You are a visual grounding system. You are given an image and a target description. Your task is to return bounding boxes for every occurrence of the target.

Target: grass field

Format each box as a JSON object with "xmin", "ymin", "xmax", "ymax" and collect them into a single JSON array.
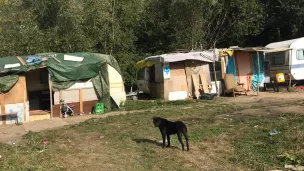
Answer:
[{"xmin": 0, "ymin": 98, "xmax": 304, "ymax": 171}]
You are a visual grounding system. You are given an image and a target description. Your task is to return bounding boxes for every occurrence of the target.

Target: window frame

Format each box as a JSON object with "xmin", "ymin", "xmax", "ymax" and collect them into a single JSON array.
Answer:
[
  {"xmin": 266, "ymin": 51, "xmax": 286, "ymax": 66},
  {"xmin": 296, "ymin": 50, "xmax": 304, "ymax": 60}
]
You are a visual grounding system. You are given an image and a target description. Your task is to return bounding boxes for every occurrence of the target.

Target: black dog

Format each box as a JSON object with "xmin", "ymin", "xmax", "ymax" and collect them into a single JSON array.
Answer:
[{"xmin": 152, "ymin": 117, "xmax": 189, "ymax": 151}]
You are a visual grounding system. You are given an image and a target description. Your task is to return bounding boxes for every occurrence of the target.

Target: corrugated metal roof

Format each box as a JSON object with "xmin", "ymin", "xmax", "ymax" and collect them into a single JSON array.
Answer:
[{"xmin": 144, "ymin": 50, "xmax": 218, "ymax": 63}]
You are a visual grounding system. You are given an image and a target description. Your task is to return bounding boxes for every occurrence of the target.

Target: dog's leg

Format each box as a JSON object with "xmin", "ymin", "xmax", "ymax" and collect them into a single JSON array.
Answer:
[
  {"xmin": 177, "ymin": 132, "xmax": 185, "ymax": 151},
  {"xmin": 167, "ymin": 135, "xmax": 170, "ymax": 147},
  {"xmin": 183, "ymin": 131, "xmax": 190, "ymax": 151},
  {"xmin": 161, "ymin": 133, "xmax": 166, "ymax": 148}
]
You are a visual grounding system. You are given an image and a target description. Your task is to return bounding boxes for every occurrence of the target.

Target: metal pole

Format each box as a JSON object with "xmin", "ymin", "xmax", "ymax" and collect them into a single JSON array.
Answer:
[
  {"xmin": 213, "ymin": 42, "xmax": 219, "ymax": 96},
  {"xmin": 257, "ymin": 52, "xmax": 260, "ymax": 96}
]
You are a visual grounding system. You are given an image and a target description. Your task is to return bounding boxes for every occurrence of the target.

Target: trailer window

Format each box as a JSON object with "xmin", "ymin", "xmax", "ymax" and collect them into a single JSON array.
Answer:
[
  {"xmin": 296, "ymin": 50, "xmax": 304, "ymax": 60},
  {"xmin": 266, "ymin": 52, "xmax": 285, "ymax": 65}
]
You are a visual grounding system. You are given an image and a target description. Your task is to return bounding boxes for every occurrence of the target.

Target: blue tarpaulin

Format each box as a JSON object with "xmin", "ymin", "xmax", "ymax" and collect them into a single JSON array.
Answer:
[
  {"xmin": 26, "ymin": 56, "xmax": 43, "ymax": 65},
  {"xmin": 227, "ymin": 56, "xmax": 238, "ymax": 82},
  {"xmin": 252, "ymin": 52, "xmax": 265, "ymax": 92}
]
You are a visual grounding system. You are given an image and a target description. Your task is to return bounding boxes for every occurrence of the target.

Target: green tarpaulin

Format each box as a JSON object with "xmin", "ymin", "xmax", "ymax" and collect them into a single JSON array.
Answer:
[
  {"xmin": 0, "ymin": 52, "xmax": 122, "ymax": 111},
  {"xmin": 0, "ymin": 75, "xmax": 19, "ymax": 93}
]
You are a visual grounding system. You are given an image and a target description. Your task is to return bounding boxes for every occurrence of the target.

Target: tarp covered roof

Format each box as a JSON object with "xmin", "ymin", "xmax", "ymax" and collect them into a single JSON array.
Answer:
[
  {"xmin": 144, "ymin": 50, "xmax": 219, "ymax": 63},
  {"xmin": 0, "ymin": 52, "xmax": 122, "ymax": 111},
  {"xmin": 0, "ymin": 52, "xmax": 121, "ymax": 76}
]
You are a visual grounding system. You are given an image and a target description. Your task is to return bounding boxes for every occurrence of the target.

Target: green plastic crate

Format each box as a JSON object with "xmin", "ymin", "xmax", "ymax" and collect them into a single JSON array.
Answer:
[{"xmin": 93, "ymin": 102, "xmax": 104, "ymax": 114}]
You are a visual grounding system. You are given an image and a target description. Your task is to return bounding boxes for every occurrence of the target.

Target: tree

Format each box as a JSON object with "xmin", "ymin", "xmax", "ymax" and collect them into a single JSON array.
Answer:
[
  {"xmin": 247, "ymin": 0, "xmax": 304, "ymax": 46},
  {"xmin": 0, "ymin": 0, "xmax": 45, "ymax": 56}
]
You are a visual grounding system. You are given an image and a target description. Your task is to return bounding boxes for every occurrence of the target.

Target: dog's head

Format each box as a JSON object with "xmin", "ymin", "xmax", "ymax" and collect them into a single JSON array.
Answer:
[{"xmin": 152, "ymin": 117, "xmax": 162, "ymax": 127}]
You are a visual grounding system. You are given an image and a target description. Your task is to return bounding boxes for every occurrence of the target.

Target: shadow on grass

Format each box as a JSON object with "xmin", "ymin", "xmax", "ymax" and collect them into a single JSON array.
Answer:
[{"xmin": 132, "ymin": 138, "xmax": 179, "ymax": 149}]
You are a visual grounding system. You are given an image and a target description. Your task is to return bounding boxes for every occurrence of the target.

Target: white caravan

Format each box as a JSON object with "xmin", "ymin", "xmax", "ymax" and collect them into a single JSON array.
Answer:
[{"xmin": 265, "ymin": 37, "xmax": 304, "ymax": 82}]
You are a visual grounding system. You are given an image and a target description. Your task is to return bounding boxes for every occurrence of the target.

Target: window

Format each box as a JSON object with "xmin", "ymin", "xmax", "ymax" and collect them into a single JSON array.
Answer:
[
  {"xmin": 209, "ymin": 62, "xmax": 222, "ymax": 81},
  {"xmin": 296, "ymin": 50, "xmax": 304, "ymax": 60},
  {"xmin": 266, "ymin": 52, "xmax": 286, "ymax": 65}
]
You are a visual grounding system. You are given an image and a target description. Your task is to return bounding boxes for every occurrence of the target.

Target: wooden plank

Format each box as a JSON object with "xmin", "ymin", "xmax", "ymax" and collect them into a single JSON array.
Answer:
[
  {"xmin": 59, "ymin": 90, "xmax": 62, "ymax": 118},
  {"xmin": 221, "ymin": 58, "xmax": 225, "ymax": 79},
  {"xmin": 184, "ymin": 61, "xmax": 195, "ymax": 97},
  {"xmin": 17, "ymin": 56, "xmax": 27, "ymax": 66},
  {"xmin": 49, "ymin": 74, "xmax": 53, "ymax": 118},
  {"xmin": 51, "ymin": 56, "xmax": 61, "ymax": 64},
  {"xmin": 0, "ymin": 94, "xmax": 5, "ymax": 114},
  {"xmin": 191, "ymin": 74, "xmax": 200, "ymax": 99},
  {"xmin": 0, "ymin": 94, "xmax": 6, "ymax": 125},
  {"xmin": 79, "ymin": 88, "xmax": 83, "ymax": 113},
  {"xmin": 199, "ymin": 74, "xmax": 210, "ymax": 93},
  {"xmin": 23, "ymin": 84, "xmax": 27, "ymax": 122}
]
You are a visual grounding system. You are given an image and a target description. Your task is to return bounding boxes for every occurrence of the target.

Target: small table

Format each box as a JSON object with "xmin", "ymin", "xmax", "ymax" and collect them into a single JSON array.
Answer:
[{"xmin": 2, "ymin": 112, "xmax": 19, "ymax": 124}]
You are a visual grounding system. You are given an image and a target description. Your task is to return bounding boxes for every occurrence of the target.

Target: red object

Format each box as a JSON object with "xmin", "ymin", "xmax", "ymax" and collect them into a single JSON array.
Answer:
[
  {"xmin": 296, "ymin": 86, "xmax": 304, "ymax": 89},
  {"xmin": 43, "ymin": 140, "xmax": 49, "ymax": 145},
  {"xmin": 68, "ymin": 103, "xmax": 75, "ymax": 108}
]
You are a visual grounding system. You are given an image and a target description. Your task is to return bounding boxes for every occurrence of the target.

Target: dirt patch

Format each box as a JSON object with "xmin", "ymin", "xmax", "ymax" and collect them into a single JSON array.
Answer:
[
  {"xmin": 235, "ymin": 106, "xmax": 304, "ymax": 116},
  {"xmin": 219, "ymin": 105, "xmax": 304, "ymax": 124},
  {"xmin": 179, "ymin": 134, "xmax": 244, "ymax": 171},
  {"xmin": 224, "ymin": 92, "xmax": 304, "ymax": 105}
]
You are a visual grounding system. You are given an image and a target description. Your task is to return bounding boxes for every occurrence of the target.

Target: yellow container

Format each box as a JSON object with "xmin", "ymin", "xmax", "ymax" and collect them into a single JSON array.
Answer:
[{"xmin": 276, "ymin": 73, "xmax": 285, "ymax": 83}]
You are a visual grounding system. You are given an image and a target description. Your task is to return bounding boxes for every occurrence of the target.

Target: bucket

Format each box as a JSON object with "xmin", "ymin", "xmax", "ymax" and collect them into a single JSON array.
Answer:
[
  {"xmin": 93, "ymin": 102, "xmax": 104, "ymax": 114},
  {"xmin": 276, "ymin": 73, "xmax": 285, "ymax": 83}
]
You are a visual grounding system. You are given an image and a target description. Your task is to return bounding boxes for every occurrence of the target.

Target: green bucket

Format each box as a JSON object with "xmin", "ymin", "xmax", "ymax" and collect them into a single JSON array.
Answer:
[{"xmin": 93, "ymin": 102, "xmax": 104, "ymax": 114}]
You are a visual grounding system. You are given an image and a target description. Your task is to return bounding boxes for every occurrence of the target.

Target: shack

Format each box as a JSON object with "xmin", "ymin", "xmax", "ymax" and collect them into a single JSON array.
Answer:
[
  {"xmin": 135, "ymin": 50, "xmax": 220, "ymax": 100},
  {"xmin": 0, "ymin": 52, "xmax": 126, "ymax": 125},
  {"xmin": 219, "ymin": 48, "xmax": 267, "ymax": 93}
]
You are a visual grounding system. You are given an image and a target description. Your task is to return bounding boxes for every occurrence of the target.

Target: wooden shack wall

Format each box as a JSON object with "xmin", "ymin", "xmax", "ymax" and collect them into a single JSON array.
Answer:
[
  {"xmin": 0, "ymin": 76, "xmax": 29, "ymax": 125},
  {"xmin": 163, "ymin": 61, "xmax": 211, "ymax": 100},
  {"xmin": 52, "ymin": 100, "xmax": 98, "ymax": 118},
  {"xmin": 184, "ymin": 61, "xmax": 211, "ymax": 97},
  {"xmin": 163, "ymin": 62, "xmax": 188, "ymax": 100}
]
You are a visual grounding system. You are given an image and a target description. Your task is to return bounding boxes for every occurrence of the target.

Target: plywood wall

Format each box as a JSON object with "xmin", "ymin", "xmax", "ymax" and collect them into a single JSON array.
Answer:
[
  {"xmin": 54, "ymin": 88, "xmax": 98, "ymax": 105},
  {"xmin": 163, "ymin": 62, "xmax": 188, "ymax": 100},
  {"xmin": 184, "ymin": 61, "xmax": 211, "ymax": 96},
  {"xmin": 0, "ymin": 76, "xmax": 29, "ymax": 125},
  {"xmin": 3, "ymin": 76, "xmax": 27, "ymax": 104}
]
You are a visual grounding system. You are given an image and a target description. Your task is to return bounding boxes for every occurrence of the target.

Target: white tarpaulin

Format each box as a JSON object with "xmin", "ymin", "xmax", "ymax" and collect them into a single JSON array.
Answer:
[{"xmin": 144, "ymin": 50, "xmax": 219, "ymax": 63}]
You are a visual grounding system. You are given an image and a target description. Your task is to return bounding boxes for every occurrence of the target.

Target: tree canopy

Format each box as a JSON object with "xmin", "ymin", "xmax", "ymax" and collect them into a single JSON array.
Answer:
[{"xmin": 0, "ymin": 0, "xmax": 303, "ymax": 89}]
